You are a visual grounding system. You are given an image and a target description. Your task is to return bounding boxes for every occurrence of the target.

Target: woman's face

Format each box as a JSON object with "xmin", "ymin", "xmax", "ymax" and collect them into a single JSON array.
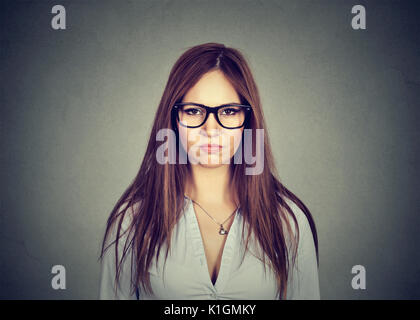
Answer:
[{"xmin": 177, "ymin": 69, "xmax": 244, "ymax": 168}]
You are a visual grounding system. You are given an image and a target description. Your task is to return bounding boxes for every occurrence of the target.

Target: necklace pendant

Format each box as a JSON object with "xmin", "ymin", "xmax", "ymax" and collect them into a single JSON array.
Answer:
[{"xmin": 219, "ymin": 225, "xmax": 228, "ymax": 235}]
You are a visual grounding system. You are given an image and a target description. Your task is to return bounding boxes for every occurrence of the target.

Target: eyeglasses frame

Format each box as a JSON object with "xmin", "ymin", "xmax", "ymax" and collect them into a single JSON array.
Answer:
[{"xmin": 172, "ymin": 102, "xmax": 252, "ymax": 129}]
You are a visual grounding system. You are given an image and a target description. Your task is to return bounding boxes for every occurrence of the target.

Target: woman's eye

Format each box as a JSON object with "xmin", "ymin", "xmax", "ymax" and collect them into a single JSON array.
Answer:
[
  {"xmin": 222, "ymin": 108, "xmax": 239, "ymax": 115},
  {"xmin": 185, "ymin": 108, "xmax": 202, "ymax": 115}
]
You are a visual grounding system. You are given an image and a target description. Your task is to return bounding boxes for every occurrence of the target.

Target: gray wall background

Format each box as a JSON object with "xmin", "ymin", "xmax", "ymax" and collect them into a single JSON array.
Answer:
[{"xmin": 1, "ymin": 0, "xmax": 419, "ymax": 299}]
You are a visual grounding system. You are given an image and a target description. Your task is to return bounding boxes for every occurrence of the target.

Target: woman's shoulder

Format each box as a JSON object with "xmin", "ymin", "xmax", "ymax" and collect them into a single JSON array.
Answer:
[
  {"xmin": 280, "ymin": 197, "xmax": 318, "ymax": 259},
  {"xmin": 104, "ymin": 201, "xmax": 141, "ymax": 247},
  {"xmin": 99, "ymin": 201, "xmax": 140, "ymax": 300},
  {"xmin": 282, "ymin": 198, "xmax": 311, "ymax": 237},
  {"xmin": 281, "ymin": 198, "xmax": 320, "ymax": 299}
]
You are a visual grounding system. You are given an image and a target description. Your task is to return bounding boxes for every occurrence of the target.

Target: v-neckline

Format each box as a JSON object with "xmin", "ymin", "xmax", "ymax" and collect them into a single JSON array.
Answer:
[{"xmin": 184, "ymin": 196, "xmax": 239, "ymax": 293}]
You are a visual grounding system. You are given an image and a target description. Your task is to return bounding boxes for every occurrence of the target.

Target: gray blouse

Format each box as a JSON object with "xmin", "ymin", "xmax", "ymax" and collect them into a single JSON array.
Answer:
[{"xmin": 99, "ymin": 196, "xmax": 320, "ymax": 300}]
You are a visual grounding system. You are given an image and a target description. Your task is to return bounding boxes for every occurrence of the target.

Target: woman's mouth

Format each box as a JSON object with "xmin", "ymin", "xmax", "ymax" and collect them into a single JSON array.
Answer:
[{"xmin": 199, "ymin": 144, "xmax": 223, "ymax": 154}]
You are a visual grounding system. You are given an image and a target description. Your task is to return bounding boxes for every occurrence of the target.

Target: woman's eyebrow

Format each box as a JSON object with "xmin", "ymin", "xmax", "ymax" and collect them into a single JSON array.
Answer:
[
  {"xmin": 222, "ymin": 102, "xmax": 242, "ymax": 105},
  {"xmin": 187, "ymin": 102, "xmax": 241, "ymax": 106}
]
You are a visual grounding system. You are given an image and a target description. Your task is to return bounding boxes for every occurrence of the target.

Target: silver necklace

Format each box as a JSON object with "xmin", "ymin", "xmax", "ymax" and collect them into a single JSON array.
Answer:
[{"xmin": 189, "ymin": 198, "xmax": 238, "ymax": 235}]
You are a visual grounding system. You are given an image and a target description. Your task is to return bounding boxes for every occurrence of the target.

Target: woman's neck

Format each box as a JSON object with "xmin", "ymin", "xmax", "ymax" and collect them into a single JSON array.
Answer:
[{"xmin": 185, "ymin": 164, "xmax": 236, "ymax": 206}]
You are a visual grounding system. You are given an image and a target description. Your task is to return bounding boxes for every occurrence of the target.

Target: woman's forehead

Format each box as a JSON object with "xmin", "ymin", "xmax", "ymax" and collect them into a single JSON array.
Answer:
[{"xmin": 182, "ymin": 71, "xmax": 240, "ymax": 106}]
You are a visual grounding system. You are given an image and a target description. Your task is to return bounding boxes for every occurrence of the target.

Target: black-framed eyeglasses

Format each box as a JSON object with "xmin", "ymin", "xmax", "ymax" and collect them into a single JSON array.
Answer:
[{"xmin": 172, "ymin": 102, "xmax": 252, "ymax": 129}]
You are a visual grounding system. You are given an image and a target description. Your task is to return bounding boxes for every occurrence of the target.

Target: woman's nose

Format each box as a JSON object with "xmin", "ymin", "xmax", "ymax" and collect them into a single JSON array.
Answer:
[{"xmin": 202, "ymin": 112, "xmax": 221, "ymax": 135}]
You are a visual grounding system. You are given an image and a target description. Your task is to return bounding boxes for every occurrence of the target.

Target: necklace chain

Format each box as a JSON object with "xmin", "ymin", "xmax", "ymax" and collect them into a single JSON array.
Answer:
[{"xmin": 187, "ymin": 196, "xmax": 238, "ymax": 236}]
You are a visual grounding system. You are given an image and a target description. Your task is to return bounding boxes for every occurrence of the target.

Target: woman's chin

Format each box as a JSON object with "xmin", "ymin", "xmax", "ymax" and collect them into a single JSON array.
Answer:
[
  {"xmin": 191, "ymin": 155, "xmax": 232, "ymax": 168},
  {"xmin": 198, "ymin": 162, "xmax": 226, "ymax": 169}
]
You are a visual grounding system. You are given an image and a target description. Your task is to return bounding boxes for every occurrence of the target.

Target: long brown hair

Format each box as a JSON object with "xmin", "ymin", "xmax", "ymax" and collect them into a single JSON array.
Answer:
[{"xmin": 99, "ymin": 42, "xmax": 319, "ymax": 300}]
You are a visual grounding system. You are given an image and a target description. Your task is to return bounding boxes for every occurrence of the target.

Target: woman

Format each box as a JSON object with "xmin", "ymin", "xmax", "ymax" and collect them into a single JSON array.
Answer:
[{"xmin": 99, "ymin": 43, "xmax": 320, "ymax": 300}]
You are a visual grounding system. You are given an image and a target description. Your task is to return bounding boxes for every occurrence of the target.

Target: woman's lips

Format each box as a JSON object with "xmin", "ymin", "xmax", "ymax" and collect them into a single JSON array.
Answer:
[{"xmin": 199, "ymin": 144, "xmax": 223, "ymax": 153}]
